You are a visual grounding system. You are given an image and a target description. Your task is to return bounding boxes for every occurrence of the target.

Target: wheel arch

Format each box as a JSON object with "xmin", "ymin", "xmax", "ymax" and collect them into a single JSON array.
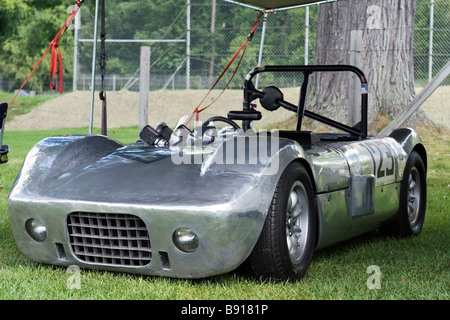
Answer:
[
  {"xmin": 388, "ymin": 127, "xmax": 427, "ymax": 173},
  {"xmin": 286, "ymin": 158, "xmax": 317, "ymax": 192},
  {"xmin": 412, "ymin": 143, "xmax": 427, "ymax": 173}
]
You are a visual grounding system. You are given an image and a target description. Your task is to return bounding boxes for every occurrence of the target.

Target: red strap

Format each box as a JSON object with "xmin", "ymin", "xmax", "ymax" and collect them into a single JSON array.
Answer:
[
  {"xmin": 198, "ymin": 43, "xmax": 248, "ymax": 113},
  {"xmin": 192, "ymin": 12, "xmax": 263, "ymax": 116},
  {"xmin": 50, "ymin": 40, "xmax": 64, "ymax": 93},
  {"xmin": 9, "ymin": 3, "xmax": 82, "ymax": 106},
  {"xmin": 185, "ymin": 12, "xmax": 262, "ymax": 127}
]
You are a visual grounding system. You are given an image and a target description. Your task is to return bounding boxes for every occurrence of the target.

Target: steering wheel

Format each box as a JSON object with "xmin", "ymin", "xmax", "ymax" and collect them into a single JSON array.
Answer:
[{"xmin": 203, "ymin": 116, "xmax": 241, "ymax": 130}]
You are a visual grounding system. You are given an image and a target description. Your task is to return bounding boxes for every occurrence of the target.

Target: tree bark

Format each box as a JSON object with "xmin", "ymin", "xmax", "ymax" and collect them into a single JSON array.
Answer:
[{"xmin": 307, "ymin": 0, "xmax": 419, "ymax": 132}]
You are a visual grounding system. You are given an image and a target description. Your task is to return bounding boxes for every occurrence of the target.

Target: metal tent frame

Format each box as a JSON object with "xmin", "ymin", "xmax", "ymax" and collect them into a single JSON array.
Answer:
[
  {"xmin": 87, "ymin": 0, "xmax": 332, "ymax": 133},
  {"xmin": 86, "ymin": 0, "xmax": 188, "ymax": 134},
  {"xmin": 86, "ymin": 0, "xmax": 445, "ymax": 134},
  {"xmin": 224, "ymin": 0, "xmax": 333, "ymax": 88}
]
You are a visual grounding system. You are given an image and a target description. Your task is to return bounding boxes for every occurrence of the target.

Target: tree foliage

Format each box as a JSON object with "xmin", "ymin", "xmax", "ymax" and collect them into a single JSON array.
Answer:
[{"xmin": 0, "ymin": 0, "xmax": 73, "ymax": 90}]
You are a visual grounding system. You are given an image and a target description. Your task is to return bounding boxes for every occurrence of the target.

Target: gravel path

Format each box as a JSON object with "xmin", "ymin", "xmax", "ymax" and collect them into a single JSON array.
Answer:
[
  {"xmin": 6, "ymin": 88, "xmax": 297, "ymax": 131},
  {"xmin": 6, "ymin": 86, "xmax": 449, "ymax": 131}
]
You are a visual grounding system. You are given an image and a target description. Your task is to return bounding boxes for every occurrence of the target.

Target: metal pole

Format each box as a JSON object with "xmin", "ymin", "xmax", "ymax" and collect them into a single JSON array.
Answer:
[
  {"xmin": 223, "ymin": 0, "xmax": 334, "ymax": 11},
  {"xmin": 428, "ymin": 0, "xmax": 434, "ymax": 83},
  {"xmin": 380, "ymin": 60, "xmax": 450, "ymax": 136},
  {"xmin": 89, "ymin": 0, "xmax": 100, "ymax": 134},
  {"xmin": 349, "ymin": 30, "xmax": 362, "ymax": 127},
  {"xmin": 304, "ymin": 6, "xmax": 309, "ymax": 65},
  {"xmin": 139, "ymin": 47, "xmax": 151, "ymax": 132},
  {"xmin": 79, "ymin": 39, "xmax": 186, "ymax": 43},
  {"xmin": 0, "ymin": 121, "xmax": 5, "ymax": 151},
  {"xmin": 255, "ymin": 11, "xmax": 268, "ymax": 89},
  {"xmin": 186, "ymin": 0, "xmax": 191, "ymax": 89},
  {"xmin": 73, "ymin": 6, "xmax": 81, "ymax": 92}
]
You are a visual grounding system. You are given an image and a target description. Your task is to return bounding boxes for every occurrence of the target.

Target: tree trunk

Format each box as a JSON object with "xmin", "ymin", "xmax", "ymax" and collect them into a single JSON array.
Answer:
[{"xmin": 307, "ymin": 0, "xmax": 419, "ymax": 133}]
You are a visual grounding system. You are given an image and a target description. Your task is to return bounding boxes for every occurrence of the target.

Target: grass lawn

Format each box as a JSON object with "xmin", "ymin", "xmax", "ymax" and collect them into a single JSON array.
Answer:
[
  {"xmin": 0, "ymin": 124, "xmax": 448, "ymax": 300},
  {"xmin": 0, "ymin": 91, "xmax": 57, "ymax": 121}
]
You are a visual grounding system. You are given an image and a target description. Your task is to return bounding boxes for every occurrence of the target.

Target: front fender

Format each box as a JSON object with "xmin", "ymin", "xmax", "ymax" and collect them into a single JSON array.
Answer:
[{"xmin": 9, "ymin": 135, "xmax": 123, "ymax": 197}]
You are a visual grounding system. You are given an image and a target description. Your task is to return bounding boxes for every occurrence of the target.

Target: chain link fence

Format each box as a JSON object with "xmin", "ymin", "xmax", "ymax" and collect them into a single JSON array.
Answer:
[
  {"xmin": 73, "ymin": 0, "xmax": 319, "ymax": 93},
  {"xmin": 1, "ymin": 0, "xmax": 448, "ymax": 93},
  {"xmin": 74, "ymin": 0, "xmax": 449, "ymax": 93},
  {"xmin": 414, "ymin": 0, "xmax": 450, "ymax": 86}
]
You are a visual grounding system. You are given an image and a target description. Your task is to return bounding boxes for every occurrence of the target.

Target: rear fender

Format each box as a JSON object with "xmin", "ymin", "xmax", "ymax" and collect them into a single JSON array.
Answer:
[{"xmin": 388, "ymin": 128, "xmax": 427, "ymax": 172}]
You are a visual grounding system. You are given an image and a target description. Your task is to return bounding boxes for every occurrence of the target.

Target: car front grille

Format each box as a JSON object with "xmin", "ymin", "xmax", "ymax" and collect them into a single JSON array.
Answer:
[{"xmin": 67, "ymin": 212, "xmax": 151, "ymax": 266}]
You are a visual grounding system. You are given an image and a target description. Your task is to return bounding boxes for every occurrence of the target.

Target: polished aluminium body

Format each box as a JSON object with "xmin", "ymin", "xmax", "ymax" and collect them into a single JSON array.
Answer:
[{"xmin": 8, "ymin": 65, "xmax": 426, "ymax": 279}]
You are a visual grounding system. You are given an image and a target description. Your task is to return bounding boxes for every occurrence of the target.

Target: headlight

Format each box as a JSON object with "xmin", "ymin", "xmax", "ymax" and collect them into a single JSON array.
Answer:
[
  {"xmin": 25, "ymin": 219, "xmax": 47, "ymax": 242},
  {"xmin": 172, "ymin": 227, "xmax": 199, "ymax": 253}
]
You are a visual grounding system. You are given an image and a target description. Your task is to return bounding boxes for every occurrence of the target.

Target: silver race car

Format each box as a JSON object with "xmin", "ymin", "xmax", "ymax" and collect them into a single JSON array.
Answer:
[{"xmin": 8, "ymin": 65, "xmax": 427, "ymax": 281}]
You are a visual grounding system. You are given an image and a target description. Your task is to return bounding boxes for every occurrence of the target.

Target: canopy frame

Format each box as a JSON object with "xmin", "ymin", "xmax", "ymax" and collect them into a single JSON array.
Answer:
[
  {"xmin": 225, "ymin": 0, "xmax": 333, "ymax": 88},
  {"xmin": 224, "ymin": 0, "xmax": 335, "ymax": 11}
]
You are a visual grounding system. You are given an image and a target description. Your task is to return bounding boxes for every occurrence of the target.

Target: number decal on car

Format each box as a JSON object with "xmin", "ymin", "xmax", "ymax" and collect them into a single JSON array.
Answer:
[{"xmin": 364, "ymin": 141, "xmax": 395, "ymax": 179}]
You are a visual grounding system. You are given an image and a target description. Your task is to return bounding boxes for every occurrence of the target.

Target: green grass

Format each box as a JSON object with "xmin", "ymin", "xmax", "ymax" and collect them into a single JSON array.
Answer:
[
  {"xmin": 0, "ymin": 91, "xmax": 58, "ymax": 120},
  {"xmin": 0, "ymin": 125, "xmax": 448, "ymax": 300}
]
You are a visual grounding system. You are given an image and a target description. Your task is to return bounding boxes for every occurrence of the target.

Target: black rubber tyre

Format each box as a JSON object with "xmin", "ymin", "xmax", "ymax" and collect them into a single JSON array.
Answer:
[
  {"xmin": 381, "ymin": 151, "xmax": 427, "ymax": 237},
  {"xmin": 250, "ymin": 161, "xmax": 316, "ymax": 281}
]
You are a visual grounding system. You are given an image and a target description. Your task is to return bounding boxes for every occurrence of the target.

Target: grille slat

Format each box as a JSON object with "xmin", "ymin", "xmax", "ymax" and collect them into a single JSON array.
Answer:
[{"xmin": 67, "ymin": 212, "xmax": 151, "ymax": 266}]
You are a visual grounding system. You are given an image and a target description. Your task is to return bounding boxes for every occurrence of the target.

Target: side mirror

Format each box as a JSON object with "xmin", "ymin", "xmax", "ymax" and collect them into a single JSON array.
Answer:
[{"xmin": 260, "ymin": 86, "xmax": 283, "ymax": 111}]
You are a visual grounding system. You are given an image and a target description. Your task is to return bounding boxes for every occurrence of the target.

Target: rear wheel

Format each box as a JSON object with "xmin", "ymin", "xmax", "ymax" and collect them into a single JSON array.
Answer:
[
  {"xmin": 250, "ymin": 162, "xmax": 316, "ymax": 281},
  {"xmin": 381, "ymin": 151, "xmax": 426, "ymax": 237}
]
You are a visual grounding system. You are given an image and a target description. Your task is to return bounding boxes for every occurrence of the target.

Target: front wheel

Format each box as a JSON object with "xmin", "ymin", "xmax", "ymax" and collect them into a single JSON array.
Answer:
[{"xmin": 250, "ymin": 162, "xmax": 316, "ymax": 281}]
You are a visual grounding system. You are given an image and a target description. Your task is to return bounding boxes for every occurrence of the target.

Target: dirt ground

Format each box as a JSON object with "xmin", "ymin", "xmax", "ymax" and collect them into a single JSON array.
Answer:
[
  {"xmin": 5, "ymin": 86, "xmax": 449, "ymax": 131},
  {"xmin": 5, "ymin": 88, "xmax": 298, "ymax": 131}
]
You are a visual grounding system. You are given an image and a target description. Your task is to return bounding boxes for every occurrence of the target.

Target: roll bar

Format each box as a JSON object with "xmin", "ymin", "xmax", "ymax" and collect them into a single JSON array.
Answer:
[{"xmin": 238, "ymin": 65, "xmax": 368, "ymax": 139}]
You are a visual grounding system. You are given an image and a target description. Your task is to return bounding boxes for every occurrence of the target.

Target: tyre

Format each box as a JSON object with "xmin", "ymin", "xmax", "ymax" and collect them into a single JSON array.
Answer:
[
  {"xmin": 250, "ymin": 161, "xmax": 316, "ymax": 281},
  {"xmin": 381, "ymin": 151, "xmax": 426, "ymax": 237}
]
